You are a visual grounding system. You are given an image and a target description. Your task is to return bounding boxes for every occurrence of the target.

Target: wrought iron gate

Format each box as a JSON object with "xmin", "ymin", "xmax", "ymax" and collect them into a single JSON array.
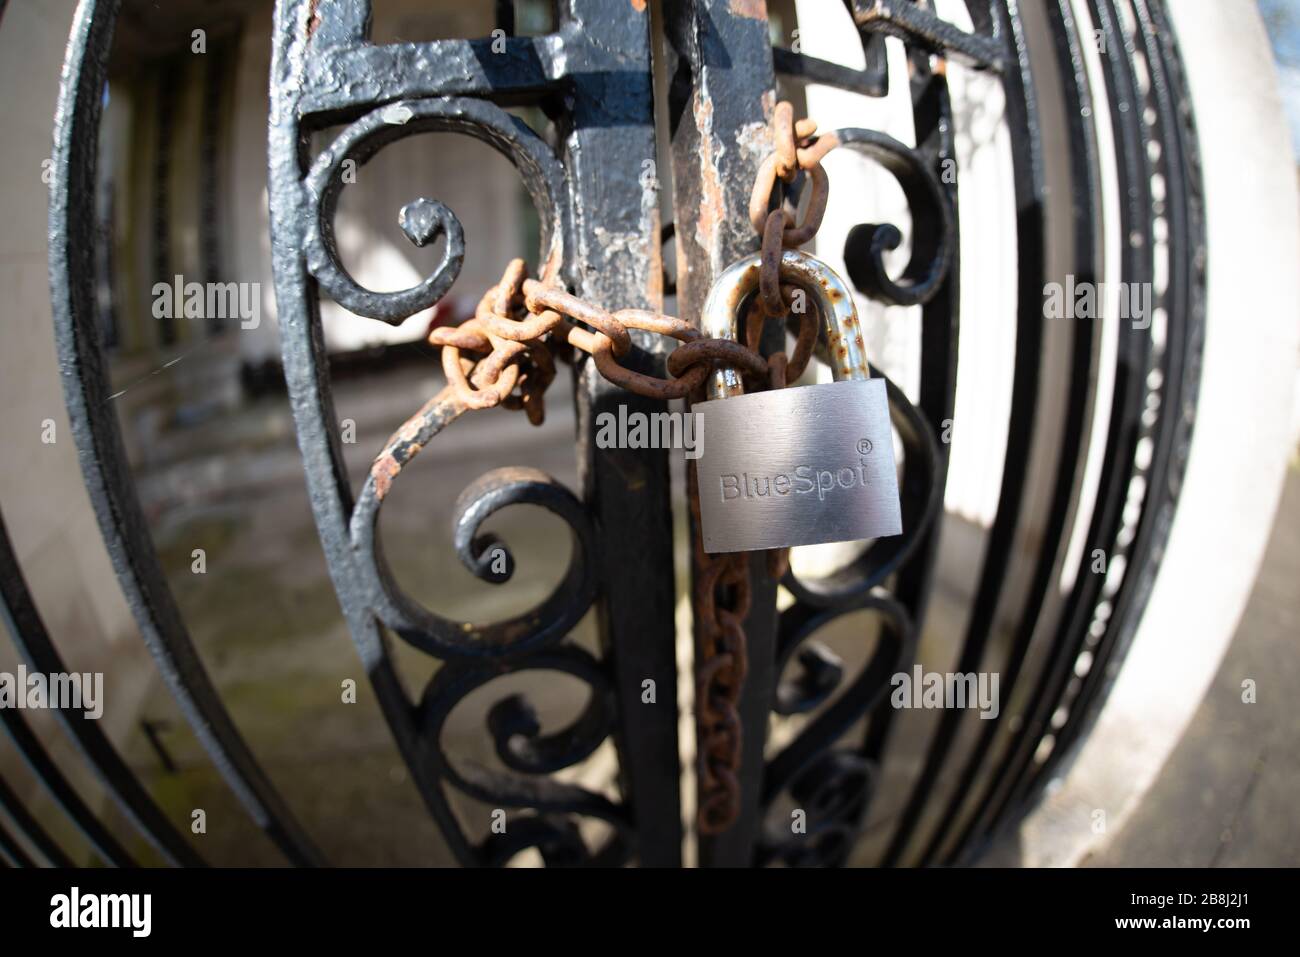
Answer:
[{"xmin": 7, "ymin": 0, "xmax": 1203, "ymax": 868}]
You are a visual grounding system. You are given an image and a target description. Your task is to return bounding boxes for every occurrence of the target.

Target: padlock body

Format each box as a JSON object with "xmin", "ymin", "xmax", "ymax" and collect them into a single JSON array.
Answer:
[{"xmin": 694, "ymin": 379, "xmax": 902, "ymax": 553}]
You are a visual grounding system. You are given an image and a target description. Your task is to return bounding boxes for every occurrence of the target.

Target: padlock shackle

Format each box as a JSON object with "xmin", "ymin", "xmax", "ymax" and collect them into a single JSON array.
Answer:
[{"xmin": 699, "ymin": 249, "xmax": 869, "ymax": 401}]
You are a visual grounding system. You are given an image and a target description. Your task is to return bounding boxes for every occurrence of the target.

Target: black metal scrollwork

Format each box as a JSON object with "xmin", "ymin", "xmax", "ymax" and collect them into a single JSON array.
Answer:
[
  {"xmin": 758, "ymin": 594, "xmax": 911, "ymax": 866},
  {"xmin": 835, "ymin": 128, "xmax": 954, "ymax": 307},
  {"xmin": 302, "ymin": 96, "xmax": 567, "ymax": 324},
  {"xmin": 308, "ymin": 109, "xmax": 615, "ymax": 859},
  {"xmin": 417, "ymin": 645, "xmax": 632, "ymax": 866},
  {"xmin": 268, "ymin": 0, "xmax": 643, "ymax": 865},
  {"xmin": 846, "ymin": 0, "xmax": 1006, "ymax": 71},
  {"xmin": 352, "ymin": 451, "xmax": 599, "ymax": 659}
]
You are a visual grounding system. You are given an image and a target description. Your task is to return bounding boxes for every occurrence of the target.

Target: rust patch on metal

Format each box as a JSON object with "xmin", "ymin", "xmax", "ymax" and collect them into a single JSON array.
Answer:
[
  {"xmin": 396, "ymin": 418, "xmax": 422, "ymax": 443},
  {"xmin": 539, "ymin": 240, "xmax": 564, "ymax": 286},
  {"xmin": 644, "ymin": 202, "xmax": 663, "ymax": 305},
  {"xmin": 728, "ymin": 0, "xmax": 767, "ymax": 20},
  {"xmin": 372, "ymin": 455, "xmax": 400, "ymax": 501},
  {"xmin": 693, "ymin": 92, "xmax": 726, "ymax": 269}
]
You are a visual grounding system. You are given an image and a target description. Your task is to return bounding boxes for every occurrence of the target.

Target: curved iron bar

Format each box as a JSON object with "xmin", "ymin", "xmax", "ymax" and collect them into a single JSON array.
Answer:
[
  {"xmin": 915, "ymin": 0, "xmax": 1105, "ymax": 866},
  {"xmin": 776, "ymin": 8, "xmax": 888, "ymax": 97},
  {"xmin": 478, "ymin": 815, "xmax": 601, "ymax": 867},
  {"xmin": 845, "ymin": 0, "xmax": 1006, "ymax": 71},
  {"xmin": 0, "ymin": 512, "xmax": 155, "ymax": 867},
  {"xmin": 48, "ymin": 0, "xmax": 321, "ymax": 866},
  {"xmin": 346, "ymin": 389, "xmax": 609, "ymax": 865},
  {"xmin": 855, "ymin": 0, "xmax": 1204, "ymax": 867},
  {"xmin": 849, "ymin": 12, "xmax": 969, "ymax": 867},
  {"xmin": 0, "ymin": 711, "xmax": 124, "ymax": 867},
  {"xmin": 764, "ymin": 595, "xmax": 909, "ymax": 794},
  {"xmin": 994, "ymin": 0, "xmax": 1205, "ymax": 839},
  {"xmin": 759, "ymin": 749, "xmax": 878, "ymax": 867},
  {"xmin": 21, "ymin": 0, "xmax": 1204, "ymax": 870},
  {"xmin": 336, "ymin": 387, "xmax": 605, "ymax": 861},
  {"xmin": 947, "ymin": 0, "xmax": 1158, "ymax": 860},
  {"xmin": 0, "ymin": 820, "xmax": 34, "ymax": 868},
  {"xmin": 878, "ymin": 0, "xmax": 1051, "ymax": 868},
  {"xmin": 0, "ymin": 773, "xmax": 74, "ymax": 867}
]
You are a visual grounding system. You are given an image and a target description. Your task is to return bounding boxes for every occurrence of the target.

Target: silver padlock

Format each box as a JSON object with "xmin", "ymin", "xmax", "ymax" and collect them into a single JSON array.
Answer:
[{"xmin": 694, "ymin": 249, "xmax": 902, "ymax": 554}]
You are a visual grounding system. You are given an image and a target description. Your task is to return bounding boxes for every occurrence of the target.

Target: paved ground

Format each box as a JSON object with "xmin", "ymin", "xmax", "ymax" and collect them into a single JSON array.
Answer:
[{"xmin": 1084, "ymin": 465, "xmax": 1300, "ymax": 867}]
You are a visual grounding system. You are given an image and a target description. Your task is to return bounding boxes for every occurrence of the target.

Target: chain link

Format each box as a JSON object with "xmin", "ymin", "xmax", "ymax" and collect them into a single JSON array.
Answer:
[{"xmin": 423, "ymin": 100, "xmax": 837, "ymax": 836}]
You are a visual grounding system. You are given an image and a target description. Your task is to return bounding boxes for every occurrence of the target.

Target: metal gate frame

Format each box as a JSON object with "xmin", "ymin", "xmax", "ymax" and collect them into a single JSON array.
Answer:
[{"xmin": 8, "ymin": 0, "xmax": 1203, "ymax": 868}]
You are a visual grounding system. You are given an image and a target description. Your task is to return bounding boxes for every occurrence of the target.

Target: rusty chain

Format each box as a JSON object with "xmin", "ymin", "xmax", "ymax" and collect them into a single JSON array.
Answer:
[{"xmin": 421, "ymin": 100, "xmax": 838, "ymax": 836}]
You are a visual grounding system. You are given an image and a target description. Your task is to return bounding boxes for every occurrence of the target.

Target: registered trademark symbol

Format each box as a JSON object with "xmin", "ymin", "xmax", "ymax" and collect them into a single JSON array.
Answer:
[{"xmin": 857, "ymin": 438, "xmax": 873, "ymax": 455}]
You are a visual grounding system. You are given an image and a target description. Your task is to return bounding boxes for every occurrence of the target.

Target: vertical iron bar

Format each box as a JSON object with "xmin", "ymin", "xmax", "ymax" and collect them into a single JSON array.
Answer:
[
  {"xmin": 662, "ymin": 0, "xmax": 779, "ymax": 867},
  {"xmin": 559, "ymin": 0, "xmax": 683, "ymax": 867}
]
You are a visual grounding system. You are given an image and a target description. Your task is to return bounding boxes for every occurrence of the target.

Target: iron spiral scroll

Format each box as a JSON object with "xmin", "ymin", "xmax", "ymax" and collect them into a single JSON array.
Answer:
[{"xmin": 34, "ymin": 0, "xmax": 1204, "ymax": 867}]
